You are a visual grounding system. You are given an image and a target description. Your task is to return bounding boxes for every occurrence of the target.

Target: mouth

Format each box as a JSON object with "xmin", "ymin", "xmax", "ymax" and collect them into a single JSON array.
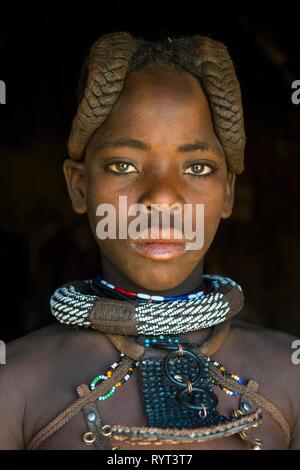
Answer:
[{"xmin": 130, "ymin": 240, "xmax": 186, "ymax": 261}]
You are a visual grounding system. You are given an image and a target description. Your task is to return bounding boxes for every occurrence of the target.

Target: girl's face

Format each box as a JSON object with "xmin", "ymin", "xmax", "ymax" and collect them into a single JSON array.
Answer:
[{"xmin": 64, "ymin": 68, "xmax": 235, "ymax": 292}]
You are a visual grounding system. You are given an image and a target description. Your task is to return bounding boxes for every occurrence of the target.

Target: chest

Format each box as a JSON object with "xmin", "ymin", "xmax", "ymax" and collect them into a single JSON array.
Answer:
[{"xmin": 29, "ymin": 358, "xmax": 289, "ymax": 450}]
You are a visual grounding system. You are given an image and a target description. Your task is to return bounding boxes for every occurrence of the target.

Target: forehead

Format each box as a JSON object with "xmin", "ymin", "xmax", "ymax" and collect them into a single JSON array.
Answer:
[
  {"xmin": 88, "ymin": 67, "xmax": 217, "ymax": 148},
  {"xmin": 122, "ymin": 67, "xmax": 205, "ymax": 101}
]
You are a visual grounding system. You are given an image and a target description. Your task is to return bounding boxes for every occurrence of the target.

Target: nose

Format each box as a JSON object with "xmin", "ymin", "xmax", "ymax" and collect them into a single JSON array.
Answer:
[{"xmin": 138, "ymin": 174, "xmax": 185, "ymax": 213}]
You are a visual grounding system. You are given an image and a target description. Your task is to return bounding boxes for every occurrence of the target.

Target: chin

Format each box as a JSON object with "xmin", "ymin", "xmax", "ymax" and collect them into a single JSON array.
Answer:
[{"xmin": 126, "ymin": 265, "xmax": 193, "ymax": 292}]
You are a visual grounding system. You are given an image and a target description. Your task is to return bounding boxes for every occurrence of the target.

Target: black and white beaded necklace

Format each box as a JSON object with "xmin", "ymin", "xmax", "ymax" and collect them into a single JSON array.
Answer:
[{"xmin": 50, "ymin": 274, "xmax": 244, "ymax": 335}]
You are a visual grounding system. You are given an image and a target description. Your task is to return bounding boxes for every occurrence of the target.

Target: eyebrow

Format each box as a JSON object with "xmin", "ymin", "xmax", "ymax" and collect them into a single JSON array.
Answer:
[
  {"xmin": 95, "ymin": 138, "xmax": 214, "ymax": 153},
  {"xmin": 96, "ymin": 138, "xmax": 150, "ymax": 151}
]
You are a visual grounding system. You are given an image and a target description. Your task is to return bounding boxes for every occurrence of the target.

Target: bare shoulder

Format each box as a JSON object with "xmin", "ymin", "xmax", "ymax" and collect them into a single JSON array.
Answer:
[
  {"xmin": 4, "ymin": 323, "xmax": 77, "ymax": 379},
  {"xmin": 229, "ymin": 319, "xmax": 300, "ymax": 448},
  {"xmin": 5, "ymin": 321, "xmax": 111, "ymax": 361},
  {"xmin": 2, "ymin": 322, "xmax": 111, "ymax": 387},
  {"xmin": 0, "ymin": 323, "xmax": 109, "ymax": 449},
  {"xmin": 231, "ymin": 318, "xmax": 300, "ymax": 369},
  {"xmin": 231, "ymin": 317, "xmax": 299, "ymax": 352},
  {"xmin": 230, "ymin": 318, "xmax": 300, "ymax": 389},
  {"xmin": 0, "ymin": 324, "xmax": 63, "ymax": 448}
]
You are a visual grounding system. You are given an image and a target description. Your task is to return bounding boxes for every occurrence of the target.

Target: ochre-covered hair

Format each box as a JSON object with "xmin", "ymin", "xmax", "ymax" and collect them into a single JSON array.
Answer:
[{"xmin": 68, "ymin": 32, "xmax": 245, "ymax": 174}]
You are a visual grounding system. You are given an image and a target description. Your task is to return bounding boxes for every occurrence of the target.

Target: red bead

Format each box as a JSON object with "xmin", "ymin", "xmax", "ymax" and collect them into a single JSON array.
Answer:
[
  {"xmin": 125, "ymin": 291, "xmax": 137, "ymax": 298},
  {"xmin": 115, "ymin": 287, "xmax": 128, "ymax": 294},
  {"xmin": 115, "ymin": 287, "xmax": 137, "ymax": 297}
]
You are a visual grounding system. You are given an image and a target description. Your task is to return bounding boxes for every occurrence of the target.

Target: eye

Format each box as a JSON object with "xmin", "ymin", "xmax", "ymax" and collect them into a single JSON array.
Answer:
[
  {"xmin": 183, "ymin": 162, "xmax": 216, "ymax": 177},
  {"xmin": 107, "ymin": 161, "xmax": 138, "ymax": 174}
]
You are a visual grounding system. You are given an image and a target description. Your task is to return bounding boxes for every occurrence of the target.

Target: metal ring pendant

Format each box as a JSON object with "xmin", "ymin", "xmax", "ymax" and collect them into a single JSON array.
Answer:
[
  {"xmin": 163, "ymin": 348, "xmax": 203, "ymax": 387},
  {"xmin": 178, "ymin": 387, "xmax": 219, "ymax": 410}
]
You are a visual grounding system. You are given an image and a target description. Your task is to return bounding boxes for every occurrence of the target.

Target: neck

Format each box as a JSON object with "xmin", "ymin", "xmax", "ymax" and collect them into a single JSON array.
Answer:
[{"xmin": 100, "ymin": 258, "xmax": 205, "ymax": 297}]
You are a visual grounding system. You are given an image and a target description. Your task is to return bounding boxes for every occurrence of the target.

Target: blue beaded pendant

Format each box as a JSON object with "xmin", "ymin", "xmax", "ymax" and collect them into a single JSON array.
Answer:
[{"xmin": 138, "ymin": 336, "xmax": 230, "ymax": 428}]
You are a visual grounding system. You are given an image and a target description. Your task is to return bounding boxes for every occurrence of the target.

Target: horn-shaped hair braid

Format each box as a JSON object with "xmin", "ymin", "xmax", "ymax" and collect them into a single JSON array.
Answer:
[{"xmin": 68, "ymin": 32, "xmax": 245, "ymax": 174}]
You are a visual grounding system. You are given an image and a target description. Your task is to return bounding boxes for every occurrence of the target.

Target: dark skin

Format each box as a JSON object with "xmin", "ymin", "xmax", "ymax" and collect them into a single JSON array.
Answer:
[{"xmin": 0, "ymin": 68, "xmax": 299, "ymax": 450}]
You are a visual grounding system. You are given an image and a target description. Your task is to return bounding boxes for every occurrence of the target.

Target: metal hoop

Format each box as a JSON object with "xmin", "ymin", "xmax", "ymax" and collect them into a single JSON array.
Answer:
[
  {"xmin": 82, "ymin": 431, "xmax": 96, "ymax": 445},
  {"xmin": 163, "ymin": 348, "xmax": 203, "ymax": 387},
  {"xmin": 101, "ymin": 424, "xmax": 112, "ymax": 437},
  {"xmin": 178, "ymin": 387, "xmax": 218, "ymax": 410}
]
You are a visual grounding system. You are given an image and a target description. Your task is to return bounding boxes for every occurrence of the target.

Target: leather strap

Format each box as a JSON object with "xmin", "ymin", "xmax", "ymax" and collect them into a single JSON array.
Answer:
[
  {"xmin": 89, "ymin": 298, "xmax": 137, "ymax": 335},
  {"xmin": 209, "ymin": 365, "xmax": 291, "ymax": 444},
  {"xmin": 77, "ymin": 384, "xmax": 111, "ymax": 449},
  {"xmin": 109, "ymin": 409, "xmax": 263, "ymax": 445}
]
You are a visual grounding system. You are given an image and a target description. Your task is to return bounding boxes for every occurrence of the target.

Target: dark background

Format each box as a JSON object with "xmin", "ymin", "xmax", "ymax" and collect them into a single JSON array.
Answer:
[{"xmin": 0, "ymin": 4, "xmax": 299, "ymax": 342}]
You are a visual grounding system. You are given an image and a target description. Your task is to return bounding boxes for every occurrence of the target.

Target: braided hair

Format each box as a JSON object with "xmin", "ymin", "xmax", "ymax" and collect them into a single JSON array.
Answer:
[{"xmin": 68, "ymin": 32, "xmax": 245, "ymax": 175}]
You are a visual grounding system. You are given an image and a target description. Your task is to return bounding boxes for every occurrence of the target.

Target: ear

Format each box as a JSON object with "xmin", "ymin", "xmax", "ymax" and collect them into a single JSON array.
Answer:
[
  {"xmin": 221, "ymin": 172, "xmax": 236, "ymax": 219},
  {"xmin": 63, "ymin": 159, "xmax": 87, "ymax": 214}
]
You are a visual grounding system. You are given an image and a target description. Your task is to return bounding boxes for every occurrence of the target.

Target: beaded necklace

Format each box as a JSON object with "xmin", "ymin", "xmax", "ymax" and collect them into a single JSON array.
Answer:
[
  {"xmin": 96, "ymin": 274, "xmax": 207, "ymax": 302},
  {"xmin": 50, "ymin": 274, "xmax": 244, "ymax": 334}
]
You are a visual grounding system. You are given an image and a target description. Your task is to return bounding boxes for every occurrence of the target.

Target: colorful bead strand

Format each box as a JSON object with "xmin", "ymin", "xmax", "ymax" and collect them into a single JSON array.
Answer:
[
  {"xmin": 210, "ymin": 360, "xmax": 245, "ymax": 396},
  {"xmin": 89, "ymin": 352, "xmax": 139, "ymax": 400},
  {"xmin": 96, "ymin": 275, "xmax": 207, "ymax": 302},
  {"xmin": 143, "ymin": 335, "xmax": 180, "ymax": 348}
]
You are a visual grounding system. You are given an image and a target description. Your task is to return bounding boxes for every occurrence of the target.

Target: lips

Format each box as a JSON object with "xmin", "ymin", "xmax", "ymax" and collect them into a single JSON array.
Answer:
[{"xmin": 130, "ymin": 240, "xmax": 186, "ymax": 260}]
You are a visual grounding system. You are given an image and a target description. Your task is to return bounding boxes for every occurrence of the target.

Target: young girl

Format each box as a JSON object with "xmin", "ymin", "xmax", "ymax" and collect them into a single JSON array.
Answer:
[{"xmin": 0, "ymin": 32, "xmax": 299, "ymax": 450}]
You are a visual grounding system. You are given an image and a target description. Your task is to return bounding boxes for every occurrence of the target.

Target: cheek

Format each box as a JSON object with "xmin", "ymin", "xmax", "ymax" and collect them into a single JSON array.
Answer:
[
  {"xmin": 85, "ymin": 173, "xmax": 118, "ymax": 236},
  {"xmin": 85, "ymin": 191, "xmax": 100, "ymax": 238},
  {"xmin": 89, "ymin": 238, "xmax": 126, "ymax": 281},
  {"xmin": 194, "ymin": 182, "xmax": 227, "ymax": 246},
  {"xmin": 86, "ymin": 173, "xmax": 138, "ymax": 222}
]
